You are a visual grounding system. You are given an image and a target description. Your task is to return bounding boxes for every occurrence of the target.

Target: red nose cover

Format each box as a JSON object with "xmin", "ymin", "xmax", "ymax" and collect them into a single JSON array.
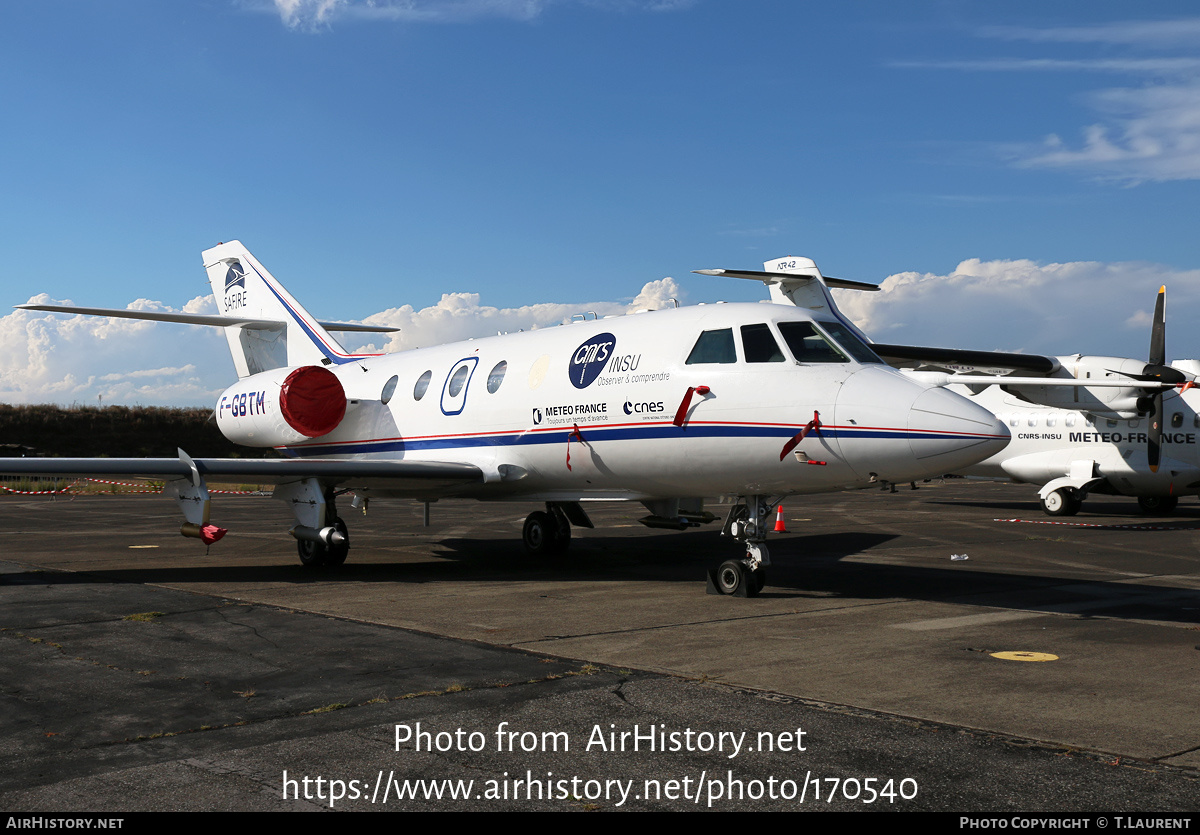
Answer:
[{"xmin": 279, "ymin": 366, "xmax": 346, "ymax": 438}]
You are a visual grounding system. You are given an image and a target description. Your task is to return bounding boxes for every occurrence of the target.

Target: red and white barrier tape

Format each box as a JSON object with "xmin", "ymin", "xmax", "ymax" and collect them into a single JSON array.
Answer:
[
  {"xmin": 1, "ymin": 478, "xmax": 263, "ymax": 496},
  {"xmin": 994, "ymin": 518, "xmax": 1198, "ymax": 531}
]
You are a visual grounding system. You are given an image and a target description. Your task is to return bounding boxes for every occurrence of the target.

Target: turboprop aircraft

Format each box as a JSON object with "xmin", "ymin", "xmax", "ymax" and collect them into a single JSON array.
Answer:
[
  {"xmin": 873, "ymin": 289, "xmax": 1199, "ymax": 517},
  {"xmin": 698, "ymin": 256, "xmax": 1190, "ymax": 519},
  {"xmin": 6, "ymin": 242, "xmax": 1011, "ymax": 597}
]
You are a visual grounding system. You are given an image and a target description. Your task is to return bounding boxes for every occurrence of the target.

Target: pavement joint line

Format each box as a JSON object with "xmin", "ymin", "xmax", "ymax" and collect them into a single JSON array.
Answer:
[
  {"xmin": 510, "ymin": 599, "xmax": 909, "ymax": 644},
  {"xmin": 714, "ymin": 682, "xmax": 1200, "ymax": 780}
]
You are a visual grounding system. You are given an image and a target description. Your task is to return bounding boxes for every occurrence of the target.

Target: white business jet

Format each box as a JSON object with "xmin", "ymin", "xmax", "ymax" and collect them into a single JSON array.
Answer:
[
  {"xmin": 8, "ymin": 242, "xmax": 1009, "ymax": 596},
  {"xmin": 716, "ymin": 261, "xmax": 1193, "ymax": 519}
]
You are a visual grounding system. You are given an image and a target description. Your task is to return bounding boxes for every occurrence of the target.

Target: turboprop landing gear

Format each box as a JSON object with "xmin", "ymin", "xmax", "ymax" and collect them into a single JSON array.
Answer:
[
  {"xmin": 1040, "ymin": 487, "xmax": 1082, "ymax": 517},
  {"xmin": 708, "ymin": 496, "xmax": 775, "ymax": 597},
  {"xmin": 1138, "ymin": 495, "xmax": 1178, "ymax": 515}
]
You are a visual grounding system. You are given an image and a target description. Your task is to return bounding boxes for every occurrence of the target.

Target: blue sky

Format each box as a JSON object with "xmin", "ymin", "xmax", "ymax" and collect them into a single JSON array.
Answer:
[{"xmin": 4, "ymin": 1, "xmax": 1200, "ymax": 405}]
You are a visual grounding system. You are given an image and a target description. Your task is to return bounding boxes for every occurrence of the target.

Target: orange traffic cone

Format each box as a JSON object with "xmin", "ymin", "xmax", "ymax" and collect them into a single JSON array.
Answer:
[{"xmin": 773, "ymin": 505, "xmax": 788, "ymax": 533}]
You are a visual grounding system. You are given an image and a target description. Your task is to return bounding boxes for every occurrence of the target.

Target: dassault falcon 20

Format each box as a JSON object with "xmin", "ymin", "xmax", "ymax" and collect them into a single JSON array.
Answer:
[{"xmin": 7, "ymin": 242, "xmax": 1009, "ymax": 596}]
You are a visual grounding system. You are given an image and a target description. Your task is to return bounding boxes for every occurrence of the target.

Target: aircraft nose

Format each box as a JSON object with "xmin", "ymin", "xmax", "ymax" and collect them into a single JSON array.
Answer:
[{"xmin": 907, "ymin": 385, "xmax": 1010, "ymax": 470}]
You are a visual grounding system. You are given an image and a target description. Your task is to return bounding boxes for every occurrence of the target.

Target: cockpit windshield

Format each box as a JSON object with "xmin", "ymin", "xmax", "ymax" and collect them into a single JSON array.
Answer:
[
  {"xmin": 815, "ymin": 321, "xmax": 884, "ymax": 364},
  {"xmin": 777, "ymin": 320, "xmax": 884, "ymax": 365}
]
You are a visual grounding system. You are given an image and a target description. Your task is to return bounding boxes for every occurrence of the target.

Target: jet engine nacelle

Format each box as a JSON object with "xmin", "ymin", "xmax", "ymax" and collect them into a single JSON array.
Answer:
[{"xmin": 216, "ymin": 365, "xmax": 347, "ymax": 447}]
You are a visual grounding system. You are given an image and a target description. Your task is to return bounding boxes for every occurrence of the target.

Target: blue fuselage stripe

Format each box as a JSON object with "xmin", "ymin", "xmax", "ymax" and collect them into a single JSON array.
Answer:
[{"xmin": 281, "ymin": 423, "xmax": 1001, "ymax": 457}]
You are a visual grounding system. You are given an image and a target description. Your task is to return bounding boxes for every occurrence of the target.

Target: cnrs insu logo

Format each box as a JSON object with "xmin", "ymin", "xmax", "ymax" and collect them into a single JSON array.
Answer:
[{"xmin": 570, "ymin": 333, "xmax": 615, "ymax": 389}]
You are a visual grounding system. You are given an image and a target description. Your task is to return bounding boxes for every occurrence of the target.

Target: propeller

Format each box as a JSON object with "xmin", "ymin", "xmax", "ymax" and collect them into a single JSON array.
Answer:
[{"xmin": 1141, "ymin": 287, "xmax": 1177, "ymax": 473}]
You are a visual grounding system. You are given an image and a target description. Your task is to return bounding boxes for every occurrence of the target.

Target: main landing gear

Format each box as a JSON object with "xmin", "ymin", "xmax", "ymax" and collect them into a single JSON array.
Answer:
[
  {"xmin": 707, "ymin": 496, "xmax": 775, "ymax": 598},
  {"xmin": 1040, "ymin": 487, "xmax": 1082, "ymax": 517},
  {"xmin": 521, "ymin": 502, "xmax": 594, "ymax": 557},
  {"xmin": 1137, "ymin": 495, "xmax": 1178, "ymax": 515},
  {"xmin": 277, "ymin": 479, "xmax": 351, "ymax": 567},
  {"xmin": 296, "ymin": 514, "xmax": 349, "ymax": 567}
]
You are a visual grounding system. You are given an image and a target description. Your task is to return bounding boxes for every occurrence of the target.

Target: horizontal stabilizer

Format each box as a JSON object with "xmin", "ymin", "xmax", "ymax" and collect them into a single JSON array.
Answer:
[
  {"xmin": 693, "ymin": 269, "xmax": 880, "ymax": 291},
  {"xmin": 16, "ymin": 303, "xmax": 399, "ymax": 333}
]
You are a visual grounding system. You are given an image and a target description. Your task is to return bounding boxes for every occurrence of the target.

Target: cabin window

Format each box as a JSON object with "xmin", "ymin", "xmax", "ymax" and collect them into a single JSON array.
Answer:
[
  {"xmin": 1172, "ymin": 412, "xmax": 1184, "ymax": 428},
  {"xmin": 815, "ymin": 321, "xmax": 885, "ymax": 364},
  {"xmin": 740, "ymin": 324, "xmax": 784, "ymax": 363},
  {"xmin": 1194, "ymin": 415, "xmax": 1199, "ymax": 429},
  {"xmin": 686, "ymin": 329, "xmax": 737, "ymax": 364},
  {"xmin": 1106, "ymin": 419, "xmax": 1118, "ymax": 428},
  {"xmin": 1046, "ymin": 414, "xmax": 1057, "ymax": 427},
  {"xmin": 487, "ymin": 361, "xmax": 508, "ymax": 393},
  {"xmin": 413, "ymin": 370, "xmax": 432, "ymax": 401},
  {"xmin": 777, "ymin": 322, "xmax": 847, "ymax": 364},
  {"xmin": 1009, "ymin": 416, "xmax": 1019, "ymax": 427},
  {"xmin": 448, "ymin": 365, "xmax": 470, "ymax": 397},
  {"xmin": 1128, "ymin": 419, "xmax": 1139, "ymax": 428},
  {"xmin": 1066, "ymin": 414, "xmax": 1077, "ymax": 427},
  {"xmin": 1028, "ymin": 416, "xmax": 1037, "ymax": 427},
  {"xmin": 381, "ymin": 375, "xmax": 398, "ymax": 405}
]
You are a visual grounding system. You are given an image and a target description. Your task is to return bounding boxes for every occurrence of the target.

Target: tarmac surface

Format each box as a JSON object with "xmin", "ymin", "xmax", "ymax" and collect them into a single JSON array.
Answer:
[{"xmin": 2, "ymin": 479, "xmax": 1199, "ymax": 811}]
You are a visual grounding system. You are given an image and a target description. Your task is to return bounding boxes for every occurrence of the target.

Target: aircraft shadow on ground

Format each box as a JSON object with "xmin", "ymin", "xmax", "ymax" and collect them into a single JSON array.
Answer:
[
  {"xmin": 926, "ymin": 497, "xmax": 1200, "ymax": 521},
  {"xmin": 6, "ymin": 526, "xmax": 1199, "ymax": 626}
]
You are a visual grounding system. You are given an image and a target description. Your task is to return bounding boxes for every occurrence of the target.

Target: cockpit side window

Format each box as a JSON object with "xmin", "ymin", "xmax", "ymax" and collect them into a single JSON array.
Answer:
[
  {"xmin": 686, "ymin": 328, "xmax": 737, "ymax": 364},
  {"xmin": 816, "ymin": 321, "xmax": 885, "ymax": 364},
  {"xmin": 777, "ymin": 321, "xmax": 848, "ymax": 364},
  {"xmin": 740, "ymin": 324, "xmax": 784, "ymax": 363}
]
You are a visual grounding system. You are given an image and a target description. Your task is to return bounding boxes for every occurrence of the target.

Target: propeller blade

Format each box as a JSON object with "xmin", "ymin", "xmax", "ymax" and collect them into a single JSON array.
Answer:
[
  {"xmin": 1149, "ymin": 285, "xmax": 1166, "ymax": 368},
  {"xmin": 1145, "ymin": 286, "xmax": 1168, "ymax": 473},
  {"xmin": 1136, "ymin": 364, "xmax": 1188, "ymax": 385},
  {"xmin": 1148, "ymin": 392, "xmax": 1163, "ymax": 473}
]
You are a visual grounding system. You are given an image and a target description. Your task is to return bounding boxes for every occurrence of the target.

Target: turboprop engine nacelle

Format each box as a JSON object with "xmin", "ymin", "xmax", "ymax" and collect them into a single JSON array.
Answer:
[
  {"xmin": 1002, "ymin": 356, "xmax": 1157, "ymax": 420},
  {"xmin": 216, "ymin": 365, "xmax": 347, "ymax": 447}
]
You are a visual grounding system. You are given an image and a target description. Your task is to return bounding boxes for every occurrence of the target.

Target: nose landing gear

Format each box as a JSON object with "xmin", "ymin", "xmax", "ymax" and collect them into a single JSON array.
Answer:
[{"xmin": 707, "ymin": 496, "xmax": 775, "ymax": 597}]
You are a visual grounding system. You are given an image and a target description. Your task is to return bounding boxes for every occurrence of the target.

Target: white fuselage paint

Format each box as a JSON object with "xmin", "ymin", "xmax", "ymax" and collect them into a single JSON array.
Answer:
[
  {"xmin": 217, "ymin": 303, "xmax": 1011, "ymax": 502},
  {"xmin": 953, "ymin": 383, "xmax": 1200, "ymax": 498}
]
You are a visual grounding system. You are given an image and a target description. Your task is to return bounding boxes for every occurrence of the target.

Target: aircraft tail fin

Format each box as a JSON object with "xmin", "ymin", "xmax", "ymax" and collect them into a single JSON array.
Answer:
[{"xmin": 202, "ymin": 241, "xmax": 353, "ymax": 377}]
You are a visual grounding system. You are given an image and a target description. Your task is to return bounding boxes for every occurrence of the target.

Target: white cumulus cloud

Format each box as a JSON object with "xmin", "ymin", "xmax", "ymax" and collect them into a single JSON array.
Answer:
[
  {"xmin": 271, "ymin": 0, "xmax": 691, "ymax": 30},
  {"xmin": 0, "ymin": 278, "xmax": 680, "ymax": 406},
  {"xmin": 833, "ymin": 258, "xmax": 1200, "ymax": 360}
]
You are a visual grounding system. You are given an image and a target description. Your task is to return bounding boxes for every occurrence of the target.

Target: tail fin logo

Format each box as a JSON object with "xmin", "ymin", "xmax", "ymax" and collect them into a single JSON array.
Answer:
[
  {"xmin": 223, "ymin": 261, "xmax": 248, "ymax": 312},
  {"xmin": 225, "ymin": 261, "xmax": 246, "ymax": 291}
]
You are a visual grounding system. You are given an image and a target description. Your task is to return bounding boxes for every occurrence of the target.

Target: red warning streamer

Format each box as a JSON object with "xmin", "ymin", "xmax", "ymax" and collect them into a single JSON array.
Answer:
[
  {"xmin": 673, "ymin": 385, "xmax": 710, "ymax": 427},
  {"xmin": 780, "ymin": 411, "xmax": 822, "ymax": 461},
  {"xmin": 566, "ymin": 424, "xmax": 585, "ymax": 471}
]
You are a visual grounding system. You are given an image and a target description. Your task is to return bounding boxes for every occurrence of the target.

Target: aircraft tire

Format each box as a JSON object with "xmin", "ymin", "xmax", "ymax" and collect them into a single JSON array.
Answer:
[
  {"xmin": 297, "ymin": 538, "xmax": 328, "ymax": 567},
  {"xmin": 1137, "ymin": 495, "xmax": 1178, "ymax": 515},
  {"xmin": 522, "ymin": 511, "xmax": 557, "ymax": 557},
  {"xmin": 715, "ymin": 559, "xmax": 747, "ymax": 595},
  {"xmin": 1041, "ymin": 488, "xmax": 1081, "ymax": 517},
  {"xmin": 752, "ymin": 567, "xmax": 766, "ymax": 595}
]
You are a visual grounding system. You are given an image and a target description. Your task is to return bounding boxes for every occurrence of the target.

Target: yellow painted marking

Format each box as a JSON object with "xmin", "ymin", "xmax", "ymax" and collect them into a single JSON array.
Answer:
[
  {"xmin": 990, "ymin": 651, "xmax": 1058, "ymax": 662},
  {"xmin": 128, "ymin": 545, "xmax": 160, "ymax": 549}
]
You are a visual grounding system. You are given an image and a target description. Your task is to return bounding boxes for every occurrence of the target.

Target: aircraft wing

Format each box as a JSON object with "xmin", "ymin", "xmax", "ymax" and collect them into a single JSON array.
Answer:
[
  {"xmin": 0, "ymin": 456, "xmax": 483, "ymax": 494},
  {"xmin": 870, "ymin": 343, "xmax": 1060, "ymax": 375}
]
